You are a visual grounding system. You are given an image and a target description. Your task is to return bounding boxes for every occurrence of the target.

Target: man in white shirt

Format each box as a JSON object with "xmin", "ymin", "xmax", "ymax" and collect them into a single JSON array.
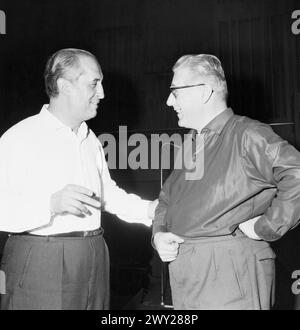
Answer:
[{"xmin": 0, "ymin": 48, "xmax": 157, "ymax": 310}]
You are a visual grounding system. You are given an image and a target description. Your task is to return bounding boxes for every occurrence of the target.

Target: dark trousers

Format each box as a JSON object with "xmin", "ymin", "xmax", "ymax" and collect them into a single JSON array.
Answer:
[
  {"xmin": 0, "ymin": 234, "xmax": 110, "ymax": 310},
  {"xmin": 169, "ymin": 231, "xmax": 276, "ymax": 310}
]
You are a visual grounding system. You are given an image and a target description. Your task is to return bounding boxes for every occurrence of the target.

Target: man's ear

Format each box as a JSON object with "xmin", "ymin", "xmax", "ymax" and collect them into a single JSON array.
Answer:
[
  {"xmin": 201, "ymin": 85, "xmax": 214, "ymax": 104},
  {"xmin": 57, "ymin": 77, "xmax": 72, "ymax": 96}
]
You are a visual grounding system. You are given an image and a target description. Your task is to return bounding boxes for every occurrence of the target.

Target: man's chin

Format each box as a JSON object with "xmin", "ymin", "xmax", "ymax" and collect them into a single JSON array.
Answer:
[
  {"xmin": 84, "ymin": 109, "xmax": 98, "ymax": 121},
  {"xmin": 177, "ymin": 118, "xmax": 186, "ymax": 128},
  {"xmin": 178, "ymin": 119, "xmax": 193, "ymax": 130}
]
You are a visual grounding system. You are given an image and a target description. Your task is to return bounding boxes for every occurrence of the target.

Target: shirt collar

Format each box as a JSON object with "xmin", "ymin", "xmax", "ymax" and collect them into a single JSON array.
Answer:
[
  {"xmin": 201, "ymin": 108, "xmax": 234, "ymax": 136},
  {"xmin": 39, "ymin": 104, "xmax": 89, "ymax": 140}
]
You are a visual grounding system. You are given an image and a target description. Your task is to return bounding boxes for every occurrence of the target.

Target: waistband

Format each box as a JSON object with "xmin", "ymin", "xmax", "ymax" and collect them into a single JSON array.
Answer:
[
  {"xmin": 181, "ymin": 228, "xmax": 246, "ymax": 245},
  {"xmin": 9, "ymin": 227, "xmax": 104, "ymax": 238}
]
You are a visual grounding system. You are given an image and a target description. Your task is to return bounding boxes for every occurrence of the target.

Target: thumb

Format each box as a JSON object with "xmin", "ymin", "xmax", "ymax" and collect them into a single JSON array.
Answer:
[{"xmin": 167, "ymin": 233, "xmax": 184, "ymax": 244}]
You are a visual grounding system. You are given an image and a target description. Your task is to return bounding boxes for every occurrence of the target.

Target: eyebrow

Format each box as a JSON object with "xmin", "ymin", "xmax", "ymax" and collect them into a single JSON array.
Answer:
[{"xmin": 91, "ymin": 78, "xmax": 102, "ymax": 83}]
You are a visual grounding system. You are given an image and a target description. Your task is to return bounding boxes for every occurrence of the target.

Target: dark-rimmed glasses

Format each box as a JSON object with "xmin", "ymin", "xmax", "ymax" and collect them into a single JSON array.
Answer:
[
  {"xmin": 170, "ymin": 83, "xmax": 205, "ymax": 91},
  {"xmin": 170, "ymin": 83, "xmax": 206, "ymax": 97}
]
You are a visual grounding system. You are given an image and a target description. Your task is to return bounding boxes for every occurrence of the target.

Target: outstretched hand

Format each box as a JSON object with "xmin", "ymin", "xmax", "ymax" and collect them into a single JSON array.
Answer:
[{"xmin": 50, "ymin": 184, "xmax": 101, "ymax": 217}]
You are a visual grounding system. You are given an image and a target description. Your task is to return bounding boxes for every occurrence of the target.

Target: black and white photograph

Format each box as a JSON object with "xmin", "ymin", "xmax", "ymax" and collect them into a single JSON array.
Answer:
[{"xmin": 0, "ymin": 0, "xmax": 300, "ymax": 316}]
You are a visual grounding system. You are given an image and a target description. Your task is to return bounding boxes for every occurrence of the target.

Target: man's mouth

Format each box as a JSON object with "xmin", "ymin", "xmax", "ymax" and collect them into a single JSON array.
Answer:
[
  {"xmin": 175, "ymin": 109, "xmax": 182, "ymax": 118},
  {"xmin": 90, "ymin": 99, "xmax": 100, "ymax": 106}
]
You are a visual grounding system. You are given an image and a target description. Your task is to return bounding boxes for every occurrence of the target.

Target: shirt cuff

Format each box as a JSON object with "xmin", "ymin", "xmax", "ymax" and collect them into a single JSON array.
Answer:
[{"xmin": 254, "ymin": 215, "xmax": 282, "ymax": 241}]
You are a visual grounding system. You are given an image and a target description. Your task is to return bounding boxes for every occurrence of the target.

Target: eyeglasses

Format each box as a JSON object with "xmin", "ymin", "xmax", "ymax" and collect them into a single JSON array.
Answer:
[
  {"xmin": 170, "ymin": 83, "xmax": 214, "ymax": 99},
  {"xmin": 170, "ymin": 83, "xmax": 205, "ymax": 92},
  {"xmin": 170, "ymin": 83, "xmax": 207, "ymax": 97}
]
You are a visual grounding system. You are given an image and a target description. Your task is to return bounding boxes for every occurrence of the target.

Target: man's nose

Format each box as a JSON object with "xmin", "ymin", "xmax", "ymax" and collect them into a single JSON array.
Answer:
[
  {"xmin": 97, "ymin": 83, "xmax": 105, "ymax": 99},
  {"xmin": 166, "ymin": 93, "xmax": 175, "ymax": 107}
]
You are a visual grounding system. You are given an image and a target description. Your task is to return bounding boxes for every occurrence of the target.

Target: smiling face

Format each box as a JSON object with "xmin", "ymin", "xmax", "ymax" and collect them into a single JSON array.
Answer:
[
  {"xmin": 167, "ymin": 67, "xmax": 205, "ymax": 129},
  {"xmin": 67, "ymin": 55, "xmax": 104, "ymax": 123}
]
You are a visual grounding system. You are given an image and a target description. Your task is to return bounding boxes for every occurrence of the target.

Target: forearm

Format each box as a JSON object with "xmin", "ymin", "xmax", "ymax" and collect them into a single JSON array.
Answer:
[
  {"xmin": 243, "ymin": 124, "xmax": 300, "ymax": 241},
  {"xmin": 103, "ymin": 183, "xmax": 152, "ymax": 224},
  {"xmin": 254, "ymin": 145, "xmax": 300, "ymax": 240}
]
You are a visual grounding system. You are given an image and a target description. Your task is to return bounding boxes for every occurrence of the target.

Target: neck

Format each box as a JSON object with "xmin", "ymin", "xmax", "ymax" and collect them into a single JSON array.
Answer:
[
  {"xmin": 48, "ymin": 98, "xmax": 81, "ymax": 132},
  {"xmin": 195, "ymin": 101, "xmax": 227, "ymax": 134}
]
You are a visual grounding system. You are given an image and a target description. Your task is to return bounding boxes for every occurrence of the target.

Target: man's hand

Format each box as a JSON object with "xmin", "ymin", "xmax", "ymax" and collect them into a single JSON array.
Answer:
[
  {"xmin": 154, "ymin": 232, "xmax": 184, "ymax": 262},
  {"xmin": 147, "ymin": 199, "xmax": 159, "ymax": 219},
  {"xmin": 50, "ymin": 184, "xmax": 101, "ymax": 217},
  {"xmin": 239, "ymin": 216, "xmax": 262, "ymax": 240}
]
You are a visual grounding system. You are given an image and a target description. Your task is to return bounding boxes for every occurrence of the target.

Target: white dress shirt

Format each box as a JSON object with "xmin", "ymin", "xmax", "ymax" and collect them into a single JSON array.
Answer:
[{"xmin": 0, "ymin": 105, "xmax": 152, "ymax": 235}]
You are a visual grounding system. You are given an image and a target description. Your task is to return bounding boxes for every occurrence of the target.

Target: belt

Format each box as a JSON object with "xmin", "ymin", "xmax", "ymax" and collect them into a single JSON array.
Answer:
[{"xmin": 10, "ymin": 227, "xmax": 104, "ymax": 238}]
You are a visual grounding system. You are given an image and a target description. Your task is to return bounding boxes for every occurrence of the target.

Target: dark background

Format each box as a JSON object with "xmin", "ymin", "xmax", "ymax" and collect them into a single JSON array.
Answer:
[{"xmin": 0, "ymin": 0, "xmax": 300, "ymax": 309}]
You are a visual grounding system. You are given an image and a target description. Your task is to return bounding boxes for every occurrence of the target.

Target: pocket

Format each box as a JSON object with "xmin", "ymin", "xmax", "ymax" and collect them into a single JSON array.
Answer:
[
  {"xmin": 255, "ymin": 246, "xmax": 276, "ymax": 278},
  {"xmin": 254, "ymin": 245, "xmax": 276, "ymax": 308},
  {"xmin": 256, "ymin": 246, "xmax": 276, "ymax": 261},
  {"xmin": 169, "ymin": 245, "xmax": 194, "ymax": 286},
  {"xmin": 229, "ymin": 251, "xmax": 245, "ymax": 299}
]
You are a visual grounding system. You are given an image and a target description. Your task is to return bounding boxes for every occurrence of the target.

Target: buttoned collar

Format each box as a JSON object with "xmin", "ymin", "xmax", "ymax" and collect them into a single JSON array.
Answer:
[{"xmin": 39, "ymin": 104, "xmax": 89, "ymax": 141}]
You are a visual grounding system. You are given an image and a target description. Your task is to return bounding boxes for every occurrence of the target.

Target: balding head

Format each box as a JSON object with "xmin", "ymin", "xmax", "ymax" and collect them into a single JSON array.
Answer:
[{"xmin": 44, "ymin": 48, "xmax": 102, "ymax": 98}]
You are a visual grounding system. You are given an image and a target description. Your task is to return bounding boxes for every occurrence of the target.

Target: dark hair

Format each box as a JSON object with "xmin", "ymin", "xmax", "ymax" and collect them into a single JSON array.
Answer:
[{"xmin": 44, "ymin": 48, "xmax": 99, "ymax": 98}]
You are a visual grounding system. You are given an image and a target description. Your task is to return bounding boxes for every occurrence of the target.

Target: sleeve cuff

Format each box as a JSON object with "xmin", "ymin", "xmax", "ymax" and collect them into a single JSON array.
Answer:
[{"xmin": 254, "ymin": 215, "xmax": 282, "ymax": 241}]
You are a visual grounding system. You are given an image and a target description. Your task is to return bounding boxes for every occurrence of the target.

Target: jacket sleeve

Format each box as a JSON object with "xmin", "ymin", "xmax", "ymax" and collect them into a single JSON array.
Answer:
[
  {"xmin": 242, "ymin": 123, "xmax": 300, "ymax": 241},
  {"xmin": 152, "ymin": 173, "xmax": 173, "ymax": 237}
]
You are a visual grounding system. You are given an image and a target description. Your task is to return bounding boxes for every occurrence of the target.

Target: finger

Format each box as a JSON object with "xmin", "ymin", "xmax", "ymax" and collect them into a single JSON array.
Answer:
[
  {"xmin": 67, "ymin": 184, "xmax": 95, "ymax": 197},
  {"xmin": 158, "ymin": 251, "xmax": 178, "ymax": 259},
  {"xmin": 68, "ymin": 200, "xmax": 91, "ymax": 215},
  {"xmin": 161, "ymin": 256, "xmax": 176, "ymax": 262},
  {"xmin": 70, "ymin": 192, "xmax": 101, "ymax": 209},
  {"xmin": 167, "ymin": 234, "xmax": 184, "ymax": 244},
  {"xmin": 160, "ymin": 243, "xmax": 179, "ymax": 252},
  {"xmin": 66, "ymin": 205, "xmax": 85, "ymax": 217},
  {"xmin": 81, "ymin": 206, "xmax": 92, "ymax": 216}
]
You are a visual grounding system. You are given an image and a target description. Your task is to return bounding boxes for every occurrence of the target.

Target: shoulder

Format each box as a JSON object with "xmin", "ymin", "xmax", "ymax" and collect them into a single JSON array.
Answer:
[
  {"xmin": 229, "ymin": 114, "xmax": 277, "ymax": 140},
  {"xmin": 0, "ymin": 114, "xmax": 43, "ymax": 153},
  {"xmin": 1, "ymin": 114, "xmax": 40, "ymax": 140}
]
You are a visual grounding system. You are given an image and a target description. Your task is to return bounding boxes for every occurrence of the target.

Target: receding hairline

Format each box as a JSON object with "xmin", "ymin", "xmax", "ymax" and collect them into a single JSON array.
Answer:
[
  {"xmin": 65, "ymin": 53, "xmax": 103, "ymax": 81},
  {"xmin": 171, "ymin": 54, "xmax": 228, "ymax": 99}
]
